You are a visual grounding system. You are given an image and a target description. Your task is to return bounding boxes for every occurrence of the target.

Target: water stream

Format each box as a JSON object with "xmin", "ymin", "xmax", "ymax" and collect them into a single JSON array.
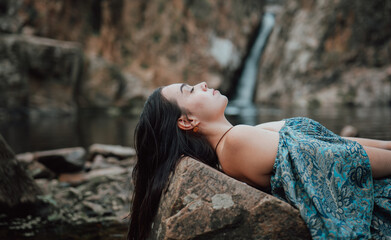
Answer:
[{"xmin": 225, "ymin": 12, "xmax": 275, "ymax": 120}]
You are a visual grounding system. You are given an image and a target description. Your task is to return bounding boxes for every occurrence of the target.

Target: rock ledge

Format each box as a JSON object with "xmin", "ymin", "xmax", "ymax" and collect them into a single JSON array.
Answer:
[{"xmin": 151, "ymin": 157, "xmax": 310, "ymax": 240}]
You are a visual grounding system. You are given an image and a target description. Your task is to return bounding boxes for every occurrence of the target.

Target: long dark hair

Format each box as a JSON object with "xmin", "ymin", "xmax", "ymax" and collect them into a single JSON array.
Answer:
[{"xmin": 127, "ymin": 88, "xmax": 219, "ymax": 240}]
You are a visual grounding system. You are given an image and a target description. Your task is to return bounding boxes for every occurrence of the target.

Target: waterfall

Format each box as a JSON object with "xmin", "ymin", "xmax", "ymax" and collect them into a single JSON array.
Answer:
[{"xmin": 226, "ymin": 12, "xmax": 275, "ymax": 116}]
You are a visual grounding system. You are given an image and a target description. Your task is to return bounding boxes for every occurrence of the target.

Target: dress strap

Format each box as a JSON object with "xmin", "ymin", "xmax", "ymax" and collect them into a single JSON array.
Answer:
[{"xmin": 214, "ymin": 126, "xmax": 234, "ymax": 152}]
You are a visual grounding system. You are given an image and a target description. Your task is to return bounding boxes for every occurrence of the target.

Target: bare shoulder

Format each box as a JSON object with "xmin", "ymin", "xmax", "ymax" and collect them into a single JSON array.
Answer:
[
  {"xmin": 220, "ymin": 125, "xmax": 280, "ymax": 188},
  {"xmin": 225, "ymin": 125, "xmax": 256, "ymax": 146},
  {"xmin": 225, "ymin": 124, "xmax": 279, "ymax": 148}
]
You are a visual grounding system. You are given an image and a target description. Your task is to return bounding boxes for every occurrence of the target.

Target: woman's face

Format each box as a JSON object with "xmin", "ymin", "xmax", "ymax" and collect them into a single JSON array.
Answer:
[{"xmin": 162, "ymin": 82, "xmax": 228, "ymax": 122}]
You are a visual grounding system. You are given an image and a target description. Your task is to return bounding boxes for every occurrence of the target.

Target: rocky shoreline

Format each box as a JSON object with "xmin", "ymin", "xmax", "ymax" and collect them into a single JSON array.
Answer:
[
  {"xmin": 1, "ymin": 140, "xmax": 312, "ymax": 239},
  {"xmin": 1, "ymin": 144, "xmax": 135, "ymax": 240}
]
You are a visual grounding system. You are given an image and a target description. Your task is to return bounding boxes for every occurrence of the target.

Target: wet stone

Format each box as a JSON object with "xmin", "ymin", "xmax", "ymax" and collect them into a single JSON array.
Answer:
[
  {"xmin": 35, "ymin": 147, "xmax": 86, "ymax": 173},
  {"xmin": 88, "ymin": 143, "xmax": 136, "ymax": 160},
  {"xmin": 27, "ymin": 161, "xmax": 56, "ymax": 179}
]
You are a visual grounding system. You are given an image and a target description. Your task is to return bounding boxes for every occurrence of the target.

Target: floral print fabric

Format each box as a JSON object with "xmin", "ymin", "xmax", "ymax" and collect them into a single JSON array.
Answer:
[{"xmin": 270, "ymin": 117, "xmax": 391, "ymax": 239}]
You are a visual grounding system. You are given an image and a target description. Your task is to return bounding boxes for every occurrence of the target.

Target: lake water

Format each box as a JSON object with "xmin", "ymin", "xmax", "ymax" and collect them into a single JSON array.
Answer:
[{"xmin": 1, "ymin": 106, "xmax": 390, "ymax": 154}]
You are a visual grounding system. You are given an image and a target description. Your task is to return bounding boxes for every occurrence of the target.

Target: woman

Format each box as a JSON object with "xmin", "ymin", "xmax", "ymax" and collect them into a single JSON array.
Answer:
[{"xmin": 128, "ymin": 82, "xmax": 391, "ymax": 240}]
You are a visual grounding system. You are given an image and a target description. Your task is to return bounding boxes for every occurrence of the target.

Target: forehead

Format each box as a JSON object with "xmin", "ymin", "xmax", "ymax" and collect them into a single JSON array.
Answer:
[{"xmin": 161, "ymin": 83, "xmax": 183, "ymax": 100}]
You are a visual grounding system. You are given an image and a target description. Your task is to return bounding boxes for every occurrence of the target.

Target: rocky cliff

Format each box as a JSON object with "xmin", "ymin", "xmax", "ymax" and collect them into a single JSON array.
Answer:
[
  {"xmin": 257, "ymin": 0, "xmax": 391, "ymax": 107},
  {"xmin": 0, "ymin": 0, "xmax": 264, "ymax": 112}
]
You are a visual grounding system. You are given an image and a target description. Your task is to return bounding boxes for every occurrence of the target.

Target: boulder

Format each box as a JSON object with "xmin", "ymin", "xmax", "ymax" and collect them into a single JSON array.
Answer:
[
  {"xmin": 78, "ymin": 56, "xmax": 150, "ymax": 108},
  {"xmin": 15, "ymin": 152, "xmax": 35, "ymax": 163},
  {"xmin": 0, "ymin": 134, "xmax": 42, "ymax": 209},
  {"xmin": 88, "ymin": 143, "xmax": 136, "ymax": 160},
  {"xmin": 0, "ymin": 0, "xmax": 24, "ymax": 33},
  {"xmin": 35, "ymin": 147, "xmax": 86, "ymax": 173},
  {"xmin": 0, "ymin": 34, "xmax": 83, "ymax": 114},
  {"xmin": 151, "ymin": 157, "xmax": 310, "ymax": 239},
  {"xmin": 26, "ymin": 161, "xmax": 56, "ymax": 180}
]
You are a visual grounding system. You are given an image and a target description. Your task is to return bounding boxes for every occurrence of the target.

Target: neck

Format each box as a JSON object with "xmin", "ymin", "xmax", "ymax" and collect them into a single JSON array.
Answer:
[{"xmin": 201, "ymin": 116, "xmax": 233, "ymax": 150}]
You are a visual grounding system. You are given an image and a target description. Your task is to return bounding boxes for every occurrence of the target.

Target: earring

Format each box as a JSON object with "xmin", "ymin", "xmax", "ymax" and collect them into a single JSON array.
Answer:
[{"xmin": 193, "ymin": 126, "xmax": 199, "ymax": 133}]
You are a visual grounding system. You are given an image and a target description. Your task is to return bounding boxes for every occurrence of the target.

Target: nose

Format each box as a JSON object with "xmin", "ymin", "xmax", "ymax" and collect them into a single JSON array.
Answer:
[{"xmin": 199, "ymin": 82, "xmax": 207, "ymax": 91}]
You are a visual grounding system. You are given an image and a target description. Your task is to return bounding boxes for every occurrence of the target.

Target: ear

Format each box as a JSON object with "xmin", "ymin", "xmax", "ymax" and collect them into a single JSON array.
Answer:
[{"xmin": 177, "ymin": 115, "xmax": 200, "ymax": 131}]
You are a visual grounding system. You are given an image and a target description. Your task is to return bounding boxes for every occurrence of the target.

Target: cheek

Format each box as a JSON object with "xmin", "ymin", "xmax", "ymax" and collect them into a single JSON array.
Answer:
[{"xmin": 184, "ymin": 98, "xmax": 208, "ymax": 115}]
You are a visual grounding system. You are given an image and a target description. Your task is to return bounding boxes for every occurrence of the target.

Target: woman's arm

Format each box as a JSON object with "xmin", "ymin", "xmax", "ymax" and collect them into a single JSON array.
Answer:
[{"xmin": 344, "ymin": 137, "xmax": 391, "ymax": 150}]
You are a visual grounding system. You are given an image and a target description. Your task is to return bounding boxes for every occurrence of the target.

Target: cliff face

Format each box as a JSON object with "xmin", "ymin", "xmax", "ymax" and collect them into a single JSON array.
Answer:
[
  {"xmin": 0, "ymin": 0, "xmax": 264, "ymax": 111},
  {"xmin": 257, "ymin": 0, "xmax": 391, "ymax": 107},
  {"xmin": 4, "ymin": 0, "xmax": 389, "ymax": 110}
]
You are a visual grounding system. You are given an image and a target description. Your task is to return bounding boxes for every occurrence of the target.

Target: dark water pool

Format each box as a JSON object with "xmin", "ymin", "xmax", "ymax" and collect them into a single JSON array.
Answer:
[{"xmin": 1, "ymin": 106, "xmax": 390, "ymax": 154}]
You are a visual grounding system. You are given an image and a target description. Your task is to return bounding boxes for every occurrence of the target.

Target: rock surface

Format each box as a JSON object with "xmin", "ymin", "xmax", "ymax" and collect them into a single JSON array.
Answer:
[
  {"xmin": 257, "ymin": 0, "xmax": 391, "ymax": 107},
  {"xmin": 0, "ymin": 0, "xmax": 265, "ymax": 112},
  {"xmin": 35, "ymin": 147, "xmax": 86, "ymax": 173},
  {"xmin": 88, "ymin": 143, "xmax": 136, "ymax": 160},
  {"xmin": 0, "ymin": 34, "xmax": 83, "ymax": 114},
  {"xmin": 151, "ymin": 157, "xmax": 310, "ymax": 240},
  {"xmin": 2, "ymin": 143, "xmax": 135, "ymax": 239},
  {"xmin": 5, "ymin": 143, "xmax": 310, "ymax": 239}
]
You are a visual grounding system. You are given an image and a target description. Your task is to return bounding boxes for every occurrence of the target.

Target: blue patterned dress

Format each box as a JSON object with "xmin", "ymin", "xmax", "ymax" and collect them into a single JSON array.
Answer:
[{"xmin": 270, "ymin": 117, "xmax": 391, "ymax": 239}]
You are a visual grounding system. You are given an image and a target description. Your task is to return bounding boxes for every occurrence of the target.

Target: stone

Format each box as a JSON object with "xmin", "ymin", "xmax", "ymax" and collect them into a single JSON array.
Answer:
[
  {"xmin": 0, "ymin": 34, "xmax": 83, "ymax": 114},
  {"xmin": 27, "ymin": 161, "xmax": 56, "ymax": 180},
  {"xmin": 257, "ymin": 0, "xmax": 391, "ymax": 107},
  {"xmin": 0, "ymin": 134, "xmax": 42, "ymax": 208},
  {"xmin": 90, "ymin": 154, "xmax": 112, "ymax": 170},
  {"xmin": 15, "ymin": 152, "xmax": 35, "ymax": 163},
  {"xmin": 151, "ymin": 157, "xmax": 310, "ymax": 239},
  {"xmin": 84, "ymin": 166, "xmax": 127, "ymax": 181},
  {"xmin": 88, "ymin": 143, "xmax": 136, "ymax": 160},
  {"xmin": 0, "ymin": 0, "xmax": 23, "ymax": 33},
  {"xmin": 80, "ymin": 56, "xmax": 149, "ymax": 108},
  {"xmin": 82, "ymin": 201, "xmax": 106, "ymax": 216},
  {"xmin": 340, "ymin": 125, "xmax": 359, "ymax": 137},
  {"xmin": 58, "ymin": 172, "xmax": 86, "ymax": 186},
  {"xmin": 1, "ymin": 139, "xmax": 135, "ymax": 239},
  {"xmin": 35, "ymin": 147, "xmax": 86, "ymax": 173}
]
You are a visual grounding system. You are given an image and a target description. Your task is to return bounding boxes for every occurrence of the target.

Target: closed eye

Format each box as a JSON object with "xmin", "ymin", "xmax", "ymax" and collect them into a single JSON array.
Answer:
[{"xmin": 190, "ymin": 87, "xmax": 194, "ymax": 93}]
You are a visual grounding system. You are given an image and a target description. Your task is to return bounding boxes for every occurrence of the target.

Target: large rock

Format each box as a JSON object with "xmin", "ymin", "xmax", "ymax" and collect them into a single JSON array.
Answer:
[
  {"xmin": 151, "ymin": 157, "xmax": 310, "ymax": 239},
  {"xmin": 13, "ymin": 0, "xmax": 265, "ymax": 96},
  {"xmin": 0, "ymin": 34, "xmax": 83, "ymax": 114},
  {"xmin": 79, "ymin": 56, "xmax": 149, "ymax": 108},
  {"xmin": 35, "ymin": 147, "xmax": 86, "ymax": 173},
  {"xmin": 257, "ymin": 0, "xmax": 391, "ymax": 107},
  {"xmin": 0, "ymin": 0, "xmax": 24, "ymax": 33},
  {"xmin": 0, "ymin": 134, "xmax": 42, "ymax": 209}
]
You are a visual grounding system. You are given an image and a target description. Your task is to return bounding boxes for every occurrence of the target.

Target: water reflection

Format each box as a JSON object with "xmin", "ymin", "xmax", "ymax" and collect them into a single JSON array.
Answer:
[
  {"xmin": 0, "ymin": 109, "xmax": 139, "ymax": 154},
  {"xmin": 0, "ymin": 105, "xmax": 390, "ymax": 154}
]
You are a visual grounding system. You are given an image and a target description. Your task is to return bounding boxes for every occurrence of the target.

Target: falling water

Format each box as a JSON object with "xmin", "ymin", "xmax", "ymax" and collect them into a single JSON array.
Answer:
[{"xmin": 226, "ymin": 12, "xmax": 275, "ymax": 117}]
